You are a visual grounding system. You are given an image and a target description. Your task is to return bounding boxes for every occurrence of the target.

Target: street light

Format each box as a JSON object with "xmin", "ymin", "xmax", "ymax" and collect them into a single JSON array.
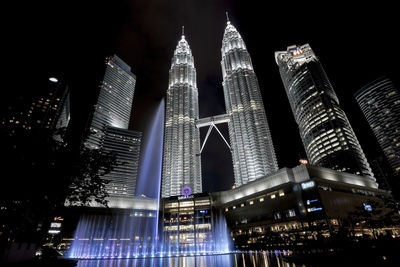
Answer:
[{"xmin": 49, "ymin": 77, "xmax": 58, "ymax": 83}]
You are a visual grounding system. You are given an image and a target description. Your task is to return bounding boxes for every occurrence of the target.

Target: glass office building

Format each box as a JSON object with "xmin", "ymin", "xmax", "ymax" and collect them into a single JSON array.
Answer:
[
  {"xmin": 355, "ymin": 77, "xmax": 400, "ymax": 175},
  {"xmin": 86, "ymin": 55, "xmax": 136, "ymax": 149},
  {"xmin": 275, "ymin": 44, "xmax": 374, "ymax": 180},
  {"xmin": 84, "ymin": 55, "xmax": 141, "ymax": 203},
  {"xmin": 102, "ymin": 126, "xmax": 142, "ymax": 199}
]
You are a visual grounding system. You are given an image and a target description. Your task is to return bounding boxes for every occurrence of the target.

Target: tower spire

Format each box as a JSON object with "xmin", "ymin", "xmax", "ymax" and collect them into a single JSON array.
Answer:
[
  {"xmin": 226, "ymin": 12, "xmax": 230, "ymax": 23},
  {"xmin": 182, "ymin": 25, "xmax": 184, "ymax": 36}
]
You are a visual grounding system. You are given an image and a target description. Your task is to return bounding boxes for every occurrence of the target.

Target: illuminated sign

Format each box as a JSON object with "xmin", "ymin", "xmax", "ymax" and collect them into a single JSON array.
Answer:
[
  {"xmin": 307, "ymin": 207, "xmax": 323, "ymax": 212},
  {"xmin": 199, "ymin": 210, "xmax": 208, "ymax": 214},
  {"xmin": 181, "ymin": 185, "xmax": 192, "ymax": 197},
  {"xmin": 50, "ymin": 223, "xmax": 61, "ymax": 228},
  {"xmin": 290, "ymin": 47, "xmax": 303, "ymax": 56},
  {"xmin": 306, "ymin": 199, "xmax": 318, "ymax": 205},
  {"xmin": 363, "ymin": 203, "xmax": 372, "ymax": 211},
  {"xmin": 48, "ymin": 230, "xmax": 60, "ymax": 234},
  {"xmin": 178, "ymin": 195, "xmax": 193, "ymax": 200},
  {"xmin": 301, "ymin": 181, "xmax": 315, "ymax": 189}
]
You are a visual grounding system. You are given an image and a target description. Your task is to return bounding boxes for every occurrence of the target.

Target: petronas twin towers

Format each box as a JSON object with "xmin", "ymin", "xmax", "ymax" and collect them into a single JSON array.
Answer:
[{"xmin": 162, "ymin": 18, "xmax": 278, "ymax": 197}]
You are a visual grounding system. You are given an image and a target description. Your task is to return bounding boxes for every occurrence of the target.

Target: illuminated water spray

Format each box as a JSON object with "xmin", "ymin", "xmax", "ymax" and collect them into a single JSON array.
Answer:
[
  {"xmin": 68, "ymin": 100, "xmax": 165, "ymax": 259},
  {"xmin": 136, "ymin": 98, "xmax": 164, "ymax": 199},
  {"xmin": 68, "ymin": 99, "xmax": 233, "ymax": 259}
]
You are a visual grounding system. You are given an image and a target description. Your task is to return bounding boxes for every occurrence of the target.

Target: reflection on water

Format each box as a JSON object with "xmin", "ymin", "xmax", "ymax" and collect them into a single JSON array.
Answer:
[{"xmin": 76, "ymin": 251, "xmax": 306, "ymax": 267}]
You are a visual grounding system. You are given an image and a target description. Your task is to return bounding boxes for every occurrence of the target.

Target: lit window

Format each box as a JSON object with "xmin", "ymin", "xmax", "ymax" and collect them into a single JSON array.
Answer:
[
  {"xmin": 271, "ymin": 194, "xmax": 276, "ymax": 199},
  {"xmin": 249, "ymin": 201, "xmax": 254, "ymax": 205},
  {"xmin": 279, "ymin": 192, "xmax": 285, "ymax": 197},
  {"xmin": 287, "ymin": 209, "xmax": 296, "ymax": 217},
  {"xmin": 259, "ymin": 198, "xmax": 264, "ymax": 202}
]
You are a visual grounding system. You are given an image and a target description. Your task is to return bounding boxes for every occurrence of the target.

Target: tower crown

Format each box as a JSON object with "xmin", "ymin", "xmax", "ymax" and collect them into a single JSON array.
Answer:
[
  {"xmin": 171, "ymin": 27, "xmax": 194, "ymax": 69},
  {"xmin": 221, "ymin": 20, "xmax": 246, "ymax": 56},
  {"xmin": 274, "ymin": 44, "xmax": 317, "ymax": 69}
]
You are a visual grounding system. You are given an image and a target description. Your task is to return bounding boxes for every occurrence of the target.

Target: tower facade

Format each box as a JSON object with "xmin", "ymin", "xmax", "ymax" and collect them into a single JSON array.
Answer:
[
  {"xmin": 275, "ymin": 44, "xmax": 374, "ymax": 179},
  {"xmin": 85, "ymin": 55, "xmax": 142, "ymax": 202},
  {"xmin": 162, "ymin": 32, "xmax": 202, "ymax": 197},
  {"xmin": 1, "ymin": 76, "xmax": 70, "ymax": 134},
  {"xmin": 221, "ymin": 20, "xmax": 278, "ymax": 187},
  {"xmin": 86, "ymin": 55, "xmax": 136, "ymax": 149},
  {"xmin": 102, "ymin": 126, "xmax": 142, "ymax": 199},
  {"xmin": 355, "ymin": 77, "xmax": 400, "ymax": 176}
]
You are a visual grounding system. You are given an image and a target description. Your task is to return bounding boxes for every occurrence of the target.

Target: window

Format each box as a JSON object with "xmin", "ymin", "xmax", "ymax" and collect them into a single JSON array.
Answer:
[{"xmin": 287, "ymin": 209, "xmax": 296, "ymax": 217}]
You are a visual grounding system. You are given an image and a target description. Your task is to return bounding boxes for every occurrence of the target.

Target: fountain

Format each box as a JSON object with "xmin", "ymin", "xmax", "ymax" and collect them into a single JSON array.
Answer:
[{"xmin": 67, "ymin": 99, "xmax": 234, "ymax": 260}]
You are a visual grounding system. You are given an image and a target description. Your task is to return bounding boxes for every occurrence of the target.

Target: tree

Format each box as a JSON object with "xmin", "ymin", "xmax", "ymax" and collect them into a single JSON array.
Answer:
[
  {"xmin": 0, "ymin": 125, "xmax": 118, "ymax": 246},
  {"xmin": 66, "ymin": 142, "xmax": 116, "ymax": 207}
]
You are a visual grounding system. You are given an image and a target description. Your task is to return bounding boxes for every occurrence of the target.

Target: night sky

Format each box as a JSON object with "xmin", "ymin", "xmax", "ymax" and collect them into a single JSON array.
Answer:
[{"xmin": 4, "ymin": 1, "xmax": 399, "ymax": 193}]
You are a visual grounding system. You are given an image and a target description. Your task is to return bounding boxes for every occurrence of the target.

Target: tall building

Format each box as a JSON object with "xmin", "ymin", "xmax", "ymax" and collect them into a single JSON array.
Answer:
[
  {"xmin": 85, "ymin": 55, "xmax": 142, "ymax": 202},
  {"xmin": 275, "ymin": 44, "xmax": 374, "ymax": 180},
  {"xmin": 102, "ymin": 126, "xmax": 142, "ymax": 199},
  {"xmin": 86, "ymin": 55, "xmax": 136, "ymax": 149},
  {"xmin": 1, "ymin": 76, "xmax": 70, "ymax": 134},
  {"xmin": 162, "ymin": 30, "xmax": 202, "ymax": 197},
  {"xmin": 355, "ymin": 77, "xmax": 400, "ymax": 176},
  {"xmin": 221, "ymin": 19, "xmax": 278, "ymax": 187}
]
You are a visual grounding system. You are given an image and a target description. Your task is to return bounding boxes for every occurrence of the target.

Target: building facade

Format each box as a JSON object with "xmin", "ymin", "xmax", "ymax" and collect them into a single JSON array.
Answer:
[
  {"xmin": 162, "ymin": 32, "xmax": 202, "ymax": 197},
  {"xmin": 275, "ymin": 44, "xmax": 374, "ymax": 180},
  {"xmin": 161, "ymin": 194, "xmax": 214, "ymax": 254},
  {"xmin": 211, "ymin": 164, "xmax": 387, "ymax": 250},
  {"xmin": 84, "ymin": 55, "xmax": 142, "ymax": 204},
  {"xmin": 1, "ymin": 76, "xmax": 70, "ymax": 134},
  {"xmin": 221, "ymin": 19, "xmax": 278, "ymax": 187},
  {"xmin": 101, "ymin": 126, "xmax": 142, "ymax": 199},
  {"xmin": 355, "ymin": 77, "xmax": 400, "ymax": 176},
  {"xmin": 86, "ymin": 55, "xmax": 136, "ymax": 149}
]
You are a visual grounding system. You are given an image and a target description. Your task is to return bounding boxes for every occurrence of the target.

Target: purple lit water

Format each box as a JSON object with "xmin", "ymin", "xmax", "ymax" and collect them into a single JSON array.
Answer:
[
  {"xmin": 136, "ymin": 98, "xmax": 164, "ymax": 199},
  {"xmin": 74, "ymin": 251, "xmax": 295, "ymax": 267}
]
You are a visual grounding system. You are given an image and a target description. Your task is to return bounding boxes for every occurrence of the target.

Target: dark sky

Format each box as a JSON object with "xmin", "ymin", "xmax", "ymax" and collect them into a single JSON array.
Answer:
[{"xmin": 4, "ymin": 1, "xmax": 399, "ymax": 193}]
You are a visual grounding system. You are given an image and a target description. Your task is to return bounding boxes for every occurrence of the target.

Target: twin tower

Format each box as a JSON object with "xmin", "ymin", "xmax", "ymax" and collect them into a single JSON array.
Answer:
[{"xmin": 161, "ymin": 19, "xmax": 278, "ymax": 197}]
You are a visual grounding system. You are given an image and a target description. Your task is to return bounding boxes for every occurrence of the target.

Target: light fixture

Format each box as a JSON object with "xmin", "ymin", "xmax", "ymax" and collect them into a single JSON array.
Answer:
[{"xmin": 49, "ymin": 77, "xmax": 58, "ymax": 83}]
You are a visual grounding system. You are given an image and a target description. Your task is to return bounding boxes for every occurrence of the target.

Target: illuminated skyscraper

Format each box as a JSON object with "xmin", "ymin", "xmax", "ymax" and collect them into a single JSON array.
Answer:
[
  {"xmin": 1, "ymin": 76, "xmax": 70, "ymax": 134},
  {"xmin": 162, "ymin": 30, "xmax": 202, "ymax": 197},
  {"xmin": 84, "ymin": 55, "xmax": 142, "ymax": 202},
  {"xmin": 355, "ymin": 77, "xmax": 400, "ymax": 176},
  {"xmin": 221, "ymin": 19, "xmax": 278, "ymax": 186},
  {"xmin": 86, "ymin": 55, "xmax": 136, "ymax": 149},
  {"xmin": 275, "ymin": 44, "xmax": 374, "ymax": 180}
]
